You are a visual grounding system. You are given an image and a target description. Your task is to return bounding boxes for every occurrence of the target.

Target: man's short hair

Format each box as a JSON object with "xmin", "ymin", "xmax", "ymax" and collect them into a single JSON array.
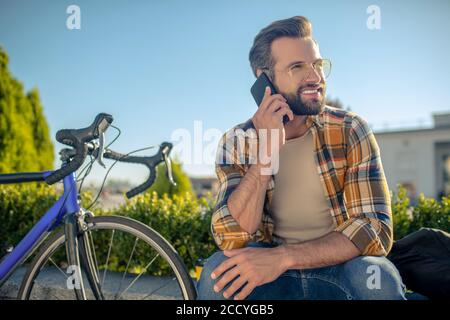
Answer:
[{"xmin": 249, "ymin": 16, "xmax": 313, "ymax": 79}]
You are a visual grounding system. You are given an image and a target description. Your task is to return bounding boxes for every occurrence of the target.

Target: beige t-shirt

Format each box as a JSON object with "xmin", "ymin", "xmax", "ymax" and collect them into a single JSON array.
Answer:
[{"xmin": 269, "ymin": 128, "xmax": 336, "ymax": 244}]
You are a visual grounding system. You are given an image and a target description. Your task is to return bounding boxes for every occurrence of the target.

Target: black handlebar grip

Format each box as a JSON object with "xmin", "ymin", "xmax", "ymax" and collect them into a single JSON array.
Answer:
[
  {"xmin": 45, "ymin": 143, "xmax": 88, "ymax": 184},
  {"xmin": 125, "ymin": 169, "xmax": 157, "ymax": 199},
  {"xmin": 55, "ymin": 113, "xmax": 113, "ymax": 147},
  {"xmin": 103, "ymin": 150, "xmax": 150, "ymax": 165},
  {"xmin": 103, "ymin": 149, "xmax": 159, "ymax": 199},
  {"xmin": 46, "ymin": 113, "xmax": 113, "ymax": 185},
  {"xmin": 103, "ymin": 146, "xmax": 174, "ymax": 199}
]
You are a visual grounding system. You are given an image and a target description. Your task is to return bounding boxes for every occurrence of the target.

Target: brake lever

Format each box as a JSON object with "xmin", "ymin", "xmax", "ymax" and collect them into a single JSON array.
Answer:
[
  {"xmin": 163, "ymin": 149, "xmax": 177, "ymax": 186},
  {"xmin": 96, "ymin": 132, "xmax": 107, "ymax": 168}
]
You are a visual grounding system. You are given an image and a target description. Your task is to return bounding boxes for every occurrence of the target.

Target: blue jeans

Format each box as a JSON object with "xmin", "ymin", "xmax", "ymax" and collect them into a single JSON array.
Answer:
[{"xmin": 196, "ymin": 241, "xmax": 407, "ymax": 300}]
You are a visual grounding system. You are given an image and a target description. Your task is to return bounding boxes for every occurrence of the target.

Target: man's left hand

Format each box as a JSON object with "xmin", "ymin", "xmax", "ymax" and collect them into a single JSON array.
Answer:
[{"xmin": 211, "ymin": 246, "xmax": 289, "ymax": 300}]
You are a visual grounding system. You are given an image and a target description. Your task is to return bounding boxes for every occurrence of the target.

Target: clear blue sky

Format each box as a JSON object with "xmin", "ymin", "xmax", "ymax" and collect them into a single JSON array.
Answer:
[{"xmin": 1, "ymin": 0, "xmax": 449, "ymax": 184}]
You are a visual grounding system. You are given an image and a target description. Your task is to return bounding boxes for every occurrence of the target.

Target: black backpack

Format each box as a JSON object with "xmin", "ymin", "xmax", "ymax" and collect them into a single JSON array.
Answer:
[{"xmin": 387, "ymin": 228, "xmax": 450, "ymax": 299}]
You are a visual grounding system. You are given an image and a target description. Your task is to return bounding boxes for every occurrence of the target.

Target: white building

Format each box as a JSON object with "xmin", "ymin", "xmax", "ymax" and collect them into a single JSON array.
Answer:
[{"xmin": 374, "ymin": 112, "xmax": 450, "ymax": 203}]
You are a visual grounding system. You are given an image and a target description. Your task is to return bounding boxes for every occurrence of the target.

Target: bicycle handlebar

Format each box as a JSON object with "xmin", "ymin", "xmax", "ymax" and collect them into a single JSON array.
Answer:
[
  {"xmin": 49, "ymin": 114, "xmax": 176, "ymax": 199},
  {"xmin": 103, "ymin": 142, "xmax": 174, "ymax": 198},
  {"xmin": 45, "ymin": 113, "xmax": 114, "ymax": 185}
]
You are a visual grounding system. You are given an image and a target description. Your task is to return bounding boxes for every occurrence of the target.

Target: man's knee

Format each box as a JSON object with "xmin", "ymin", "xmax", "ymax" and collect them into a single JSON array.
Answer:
[
  {"xmin": 196, "ymin": 251, "xmax": 229, "ymax": 300},
  {"xmin": 342, "ymin": 256, "xmax": 406, "ymax": 300}
]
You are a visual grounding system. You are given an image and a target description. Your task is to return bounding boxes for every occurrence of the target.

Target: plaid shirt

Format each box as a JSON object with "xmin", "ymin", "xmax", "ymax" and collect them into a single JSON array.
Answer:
[{"xmin": 211, "ymin": 105, "xmax": 393, "ymax": 256}]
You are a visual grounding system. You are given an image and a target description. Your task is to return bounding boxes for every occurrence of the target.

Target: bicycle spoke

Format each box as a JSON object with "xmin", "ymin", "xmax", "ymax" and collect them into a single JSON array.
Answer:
[
  {"xmin": 116, "ymin": 253, "xmax": 160, "ymax": 300},
  {"xmin": 88, "ymin": 230, "xmax": 101, "ymax": 281},
  {"xmin": 23, "ymin": 217, "xmax": 194, "ymax": 300},
  {"xmin": 102, "ymin": 229, "xmax": 115, "ymax": 287},
  {"xmin": 36, "ymin": 258, "xmax": 76, "ymax": 300},
  {"xmin": 114, "ymin": 237, "xmax": 139, "ymax": 300},
  {"xmin": 141, "ymin": 277, "xmax": 177, "ymax": 300},
  {"xmin": 48, "ymin": 257, "xmax": 68, "ymax": 279}
]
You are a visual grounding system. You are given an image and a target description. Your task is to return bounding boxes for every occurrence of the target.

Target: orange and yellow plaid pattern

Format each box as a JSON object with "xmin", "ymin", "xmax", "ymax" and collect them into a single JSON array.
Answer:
[{"xmin": 211, "ymin": 106, "xmax": 393, "ymax": 256}]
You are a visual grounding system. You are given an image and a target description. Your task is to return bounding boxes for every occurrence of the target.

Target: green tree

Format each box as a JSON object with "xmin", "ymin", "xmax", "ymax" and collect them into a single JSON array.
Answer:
[{"xmin": 0, "ymin": 46, "xmax": 54, "ymax": 173}]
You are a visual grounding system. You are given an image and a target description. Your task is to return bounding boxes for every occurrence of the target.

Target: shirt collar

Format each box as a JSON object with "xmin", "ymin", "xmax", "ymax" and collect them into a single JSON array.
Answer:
[{"xmin": 306, "ymin": 109, "xmax": 325, "ymax": 129}]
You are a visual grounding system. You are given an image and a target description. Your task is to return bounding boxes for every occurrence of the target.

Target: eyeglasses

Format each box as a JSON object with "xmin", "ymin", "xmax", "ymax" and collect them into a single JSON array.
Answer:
[{"xmin": 266, "ymin": 58, "xmax": 332, "ymax": 82}]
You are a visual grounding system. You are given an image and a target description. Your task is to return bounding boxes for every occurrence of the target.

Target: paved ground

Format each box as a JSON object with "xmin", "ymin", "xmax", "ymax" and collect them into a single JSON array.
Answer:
[{"xmin": 0, "ymin": 266, "xmax": 197, "ymax": 300}]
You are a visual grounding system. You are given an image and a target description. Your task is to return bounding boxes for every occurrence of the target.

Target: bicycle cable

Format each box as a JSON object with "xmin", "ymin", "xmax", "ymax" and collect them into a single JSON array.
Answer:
[
  {"xmin": 77, "ymin": 125, "xmax": 122, "ymax": 193},
  {"xmin": 85, "ymin": 144, "xmax": 158, "ymax": 211},
  {"xmin": 77, "ymin": 155, "xmax": 94, "ymax": 193}
]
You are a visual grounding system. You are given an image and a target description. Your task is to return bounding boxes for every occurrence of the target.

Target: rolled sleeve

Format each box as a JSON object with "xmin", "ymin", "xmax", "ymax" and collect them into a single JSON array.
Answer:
[
  {"xmin": 339, "ymin": 115, "xmax": 393, "ymax": 256},
  {"xmin": 211, "ymin": 132, "xmax": 252, "ymax": 250}
]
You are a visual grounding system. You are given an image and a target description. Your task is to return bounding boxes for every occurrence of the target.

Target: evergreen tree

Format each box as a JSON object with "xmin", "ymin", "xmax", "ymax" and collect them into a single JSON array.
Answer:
[
  {"xmin": 0, "ymin": 46, "xmax": 54, "ymax": 173},
  {"xmin": 27, "ymin": 89, "xmax": 54, "ymax": 170}
]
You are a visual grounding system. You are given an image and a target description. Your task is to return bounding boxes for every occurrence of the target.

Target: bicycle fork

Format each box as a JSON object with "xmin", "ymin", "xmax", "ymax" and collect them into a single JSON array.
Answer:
[{"xmin": 64, "ymin": 211, "xmax": 104, "ymax": 300}]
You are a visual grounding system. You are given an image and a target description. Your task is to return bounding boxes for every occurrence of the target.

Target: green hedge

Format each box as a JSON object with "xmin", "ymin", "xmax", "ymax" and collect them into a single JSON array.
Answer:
[
  {"xmin": 0, "ymin": 184, "xmax": 58, "ymax": 247},
  {"xmin": 0, "ymin": 184, "xmax": 216, "ymax": 275},
  {"xmin": 102, "ymin": 191, "xmax": 216, "ymax": 275},
  {"xmin": 1, "ymin": 183, "xmax": 448, "ymax": 275},
  {"xmin": 391, "ymin": 184, "xmax": 450, "ymax": 240}
]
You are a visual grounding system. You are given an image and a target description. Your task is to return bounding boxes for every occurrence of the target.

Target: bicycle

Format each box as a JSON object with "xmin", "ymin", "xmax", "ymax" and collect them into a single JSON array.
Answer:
[{"xmin": 0, "ymin": 113, "xmax": 197, "ymax": 300}]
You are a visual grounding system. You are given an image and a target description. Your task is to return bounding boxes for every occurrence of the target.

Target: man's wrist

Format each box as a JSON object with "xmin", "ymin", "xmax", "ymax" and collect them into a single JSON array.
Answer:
[
  {"xmin": 250, "ymin": 163, "xmax": 272, "ymax": 183},
  {"xmin": 274, "ymin": 244, "xmax": 296, "ymax": 270}
]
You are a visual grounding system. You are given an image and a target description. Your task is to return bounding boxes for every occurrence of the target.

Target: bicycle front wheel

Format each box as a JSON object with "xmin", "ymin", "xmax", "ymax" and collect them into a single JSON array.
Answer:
[{"xmin": 18, "ymin": 215, "xmax": 197, "ymax": 300}]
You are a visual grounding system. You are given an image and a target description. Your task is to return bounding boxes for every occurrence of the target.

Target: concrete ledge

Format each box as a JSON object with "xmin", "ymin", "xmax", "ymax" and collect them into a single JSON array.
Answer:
[{"xmin": 1, "ymin": 266, "xmax": 196, "ymax": 300}]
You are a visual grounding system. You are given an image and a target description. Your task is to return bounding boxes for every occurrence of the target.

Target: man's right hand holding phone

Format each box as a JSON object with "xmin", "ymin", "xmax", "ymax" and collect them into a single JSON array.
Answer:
[{"xmin": 251, "ymin": 86, "xmax": 294, "ymax": 173}]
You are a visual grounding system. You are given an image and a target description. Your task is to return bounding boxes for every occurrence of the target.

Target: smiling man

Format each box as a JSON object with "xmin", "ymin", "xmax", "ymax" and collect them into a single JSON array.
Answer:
[{"xmin": 196, "ymin": 16, "xmax": 406, "ymax": 300}]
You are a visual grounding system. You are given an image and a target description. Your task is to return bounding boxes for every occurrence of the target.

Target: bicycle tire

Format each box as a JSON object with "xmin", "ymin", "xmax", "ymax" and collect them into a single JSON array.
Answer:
[{"xmin": 18, "ymin": 215, "xmax": 197, "ymax": 300}]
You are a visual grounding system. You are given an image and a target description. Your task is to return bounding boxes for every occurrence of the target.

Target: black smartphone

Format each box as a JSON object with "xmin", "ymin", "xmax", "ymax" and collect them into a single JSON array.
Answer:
[{"xmin": 250, "ymin": 72, "xmax": 290, "ymax": 124}]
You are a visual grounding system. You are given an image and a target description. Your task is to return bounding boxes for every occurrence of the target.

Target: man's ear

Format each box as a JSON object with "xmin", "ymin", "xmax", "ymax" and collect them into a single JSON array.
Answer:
[{"xmin": 255, "ymin": 69, "xmax": 263, "ymax": 78}]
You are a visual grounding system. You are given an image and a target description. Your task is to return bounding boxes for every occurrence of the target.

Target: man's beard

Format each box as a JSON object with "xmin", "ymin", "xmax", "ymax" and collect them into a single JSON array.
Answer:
[{"xmin": 284, "ymin": 84, "xmax": 326, "ymax": 116}]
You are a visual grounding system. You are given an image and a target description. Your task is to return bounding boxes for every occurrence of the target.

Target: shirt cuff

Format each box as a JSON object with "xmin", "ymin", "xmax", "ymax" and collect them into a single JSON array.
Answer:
[{"xmin": 334, "ymin": 216, "xmax": 389, "ymax": 256}]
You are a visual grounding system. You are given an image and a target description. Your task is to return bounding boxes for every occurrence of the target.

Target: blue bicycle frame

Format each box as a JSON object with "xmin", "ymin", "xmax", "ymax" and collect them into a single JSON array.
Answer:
[{"xmin": 0, "ymin": 168, "xmax": 80, "ymax": 286}]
